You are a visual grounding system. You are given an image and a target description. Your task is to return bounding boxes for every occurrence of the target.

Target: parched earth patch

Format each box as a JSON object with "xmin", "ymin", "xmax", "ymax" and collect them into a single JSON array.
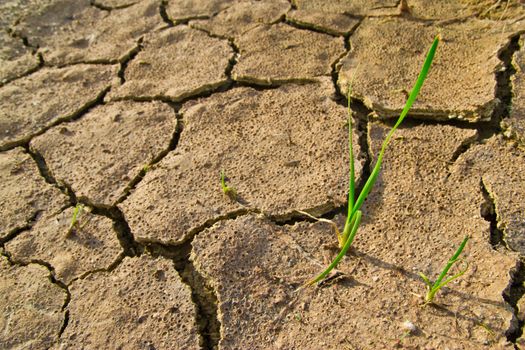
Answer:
[
  {"xmin": 5, "ymin": 206, "xmax": 122, "ymax": 285},
  {"xmin": 56, "ymin": 255, "xmax": 201, "ymax": 349},
  {"xmin": 232, "ymin": 24, "xmax": 345, "ymax": 85},
  {"xmin": 0, "ymin": 256, "xmax": 67, "ymax": 349},
  {"xmin": 12, "ymin": 0, "xmax": 164, "ymax": 66},
  {"xmin": 1, "ymin": 0, "xmax": 525, "ymax": 349},
  {"xmin": 110, "ymin": 26, "xmax": 233, "ymax": 101},
  {"xmin": 337, "ymin": 17, "xmax": 517, "ymax": 122},
  {"xmin": 189, "ymin": 0, "xmax": 290, "ymax": 39},
  {"xmin": 30, "ymin": 100, "xmax": 177, "ymax": 207},
  {"xmin": 454, "ymin": 136, "xmax": 525, "ymax": 254},
  {"xmin": 286, "ymin": 10, "xmax": 361, "ymax": 37},
  {"xmin": 191, "ymin": 122, "xmax": 519, "ymax": 349},
  {"xmin": 120, "ymin": 78, "xmax": 363, "ymax": 245},
  {"xmin": 0, "ymin": 31, "xmax": 39, "ymax": 85},
  {"xmin": 0, "ymin": 64, "xmax": 117, "ymax": 151},
  {"xmin": 0, "ymin": 148, "xmax": 68, "ymax": 242},
  {"xmin": 165, "ymin": 0, "xmax": 237, "ymax": 22}
]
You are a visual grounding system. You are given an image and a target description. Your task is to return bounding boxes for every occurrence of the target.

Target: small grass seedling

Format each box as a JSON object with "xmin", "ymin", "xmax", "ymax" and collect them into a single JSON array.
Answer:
[
  {"xmin": 65, "ymin": 203, "xmax": 91, "ymax": 237},
  {"xmin": 305, "ymin": 36, "xmax": 440, "ymax": 286},
  {"xmin": 419, "ymin": 235, "xmax": 470, "ymax": 305},
  {"xmin": 220, "ymin": 170, "xmax": 237, "ymax": 200}
]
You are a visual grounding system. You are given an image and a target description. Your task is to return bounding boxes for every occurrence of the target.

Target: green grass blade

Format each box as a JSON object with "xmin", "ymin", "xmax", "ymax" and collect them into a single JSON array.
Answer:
[
  {"xmin": 432, "ymin": 235, "xmax": 469, "ymax": 288},
  {"xmin": 347, "ymin": 86, "xmax": 356, "ymax": 216},
  {"xmin": 434, "ymin": 261, "xmax": 469, "ymax": 290},
  {"xmin": 341, "ymin": 207, "xmax": 357, "ymax": 246},
  {"xmin": 306, "ymin": 36, "xmax": 439, "ymax": 286},
  {"xmin": 426, "ymin": 261, "xmax": 469, "ymax": 303},
  {"xmin": 307, "ymin": 210, "xmax": 362, "ymax": 286},
  {"xmin": 349, "ymin": 35, "xmax": 439, "ymax": 220}
]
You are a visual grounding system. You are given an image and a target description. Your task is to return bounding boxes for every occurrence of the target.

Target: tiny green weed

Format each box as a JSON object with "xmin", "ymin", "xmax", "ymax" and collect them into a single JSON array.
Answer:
[
  {"xmin": 220, "ymin": 170, "xmax": 237, "ymax": 200},
  {"xmin": 66, "ymin": 203, "xmax": 91, "ymax": 237},
  {"xmin": 306, "ymin": 36, "xmax": 440, "ymax": 286},
  {"xmin": 419, "ymin": 235, "xmax": 469, "ymax": 305}
]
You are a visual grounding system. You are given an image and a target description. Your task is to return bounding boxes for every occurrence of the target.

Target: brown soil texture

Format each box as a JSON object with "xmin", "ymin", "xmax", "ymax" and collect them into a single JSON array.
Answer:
[{"xmin": 1, "ymin": 1, "xmax": 525, "ymax": 349}]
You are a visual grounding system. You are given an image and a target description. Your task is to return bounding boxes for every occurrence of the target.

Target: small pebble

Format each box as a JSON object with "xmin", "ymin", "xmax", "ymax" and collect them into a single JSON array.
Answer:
[{"xmin": 402, "ymin": 320, "xmax": 417, "ymax": 333}]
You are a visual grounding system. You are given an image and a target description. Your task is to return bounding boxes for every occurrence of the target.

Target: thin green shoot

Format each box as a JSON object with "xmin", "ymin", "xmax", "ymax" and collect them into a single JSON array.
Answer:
[
  {"xmin": 66, "ymin": 203, "xmax": 90, "ymax": 237},
  {"xmin": 419, "ymin": 235, "xmax": 469, "ymax": 304},
  {"xmin": 220, "ymin": 170, "xmax": 237, "ymax": 200},
  {"xmin": 342, "ymin": 63, "xmax": 358, "ymax": 248},
  {"xmin": 306, "ymin": 35, "xmax": 440, "ymax": 286}
]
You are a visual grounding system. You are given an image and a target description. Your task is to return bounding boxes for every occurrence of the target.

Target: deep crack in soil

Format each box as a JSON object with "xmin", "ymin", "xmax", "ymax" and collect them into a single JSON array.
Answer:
[
  {"xmin": 493, "ymin": 33, "xmax": 521, "ymax": 136},
  {"xmin": 503, "ymin": 259, "xmax": 525, "ymax": 344},
  {"xmin": 25, "ymin": 146, "xmax": 77, "ymax": 204},
  {"xmin": 1, "ymin": 85, "xmax": 110, "ymax": 152},
  {"xmin": 118, "ymin": 39, "xmax": 143, "ymax": 84},
  {"xmin": 159, "ymin": 0, "xmax": 175, "ymax": 27},
  {"xmin": 480, "ymin": 179, "xmax": 524, "ymax": 345},
  {"xmin": 146, "ymin": 238, "xmax": 220, "ymax": 349},
  {"xmin": 115, "ymin": 104, "xmax": 183, "ymax": 205},
  {"xmin": 480, "ymin": 178, "xmax": 507, "ymax": 250}
]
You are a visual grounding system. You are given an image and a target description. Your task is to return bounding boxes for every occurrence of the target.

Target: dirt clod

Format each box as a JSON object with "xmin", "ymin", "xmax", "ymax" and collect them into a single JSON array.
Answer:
[
  {"xmin": 5, "ymin": 206, "xmax": 122, "ymax": 285},
  {"xmin": 0, "ymin": 64, "xmax": 117, "ymax": 150},
  {"xmin": 57, "ymin": 255, "xmax": 200, "ymax": 349},
  {"xmin": 30, "ymin": 100, "xmax": 177, "ymax": 206},
  {"xmin": 111, "ymin": 26, "xmax": 232, "ymax": 101},
  {"xmin": 232, "ymin": 24, "xmax": 345, "ymax": 85},
  {"xmin": 338, "ymin": 17, "xmax": 517, "ymax": 122},
  {"xmin": 0, "ymin": 148, "xmax": 68, "ymax": 241},
  {"xmin": 0, "ymin": 256, "xmax": 67, "ymax": 349}
]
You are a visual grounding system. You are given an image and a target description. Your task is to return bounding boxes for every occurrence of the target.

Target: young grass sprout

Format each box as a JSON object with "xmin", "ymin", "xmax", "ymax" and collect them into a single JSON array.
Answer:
[
  {"xmin": 419, "ymin": 235, "xmax": 470, "ymax": 305},
  {"xmin": 305, "ymin": 36, "xmax": 440, "ymax": 286},
  {"xmin": 220, "ymin": 170, "xmax": 237, "ymax": 200},
  {"xmin": 66, "ymin": 203, "xmax": 91, "ymax": 237}
]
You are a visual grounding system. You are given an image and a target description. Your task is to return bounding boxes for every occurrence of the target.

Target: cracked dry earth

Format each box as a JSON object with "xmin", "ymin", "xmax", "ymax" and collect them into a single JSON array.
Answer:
[{"xmin": 1, "ymin": 1, "xmax": 525, "ymax": 350}]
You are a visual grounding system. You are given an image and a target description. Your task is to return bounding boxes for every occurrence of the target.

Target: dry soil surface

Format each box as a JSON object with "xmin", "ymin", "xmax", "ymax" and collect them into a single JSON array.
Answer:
[{"xmin": 1, "ymin": 1, "xmax": 525, "ymax": 349}]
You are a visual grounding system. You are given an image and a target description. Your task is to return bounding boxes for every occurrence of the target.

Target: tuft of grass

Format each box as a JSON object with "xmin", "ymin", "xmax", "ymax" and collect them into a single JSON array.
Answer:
[
  {"xmin": 419, "ymin": 235, "xmax": 470, "ymax": 305},
  {"xmin": 306, "ymin": 35, "xmax": 440, "ymax": 286},
  {"xmin": 66, "ymin": 203, "xmax": 89, "ymax": 238},
  {"xmin": 220, "ymin": 170, "xmax": 237, "ymax": 200}
]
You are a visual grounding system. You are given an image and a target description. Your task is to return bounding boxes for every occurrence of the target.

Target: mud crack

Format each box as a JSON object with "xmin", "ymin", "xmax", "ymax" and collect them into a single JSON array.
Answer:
[
  {"xmin": 0, "ymin": 50, "xmax": 43, "ymax": 87},
  {"xmin": 330, "ymin": 19, "xmax": 363, "ymax": 104},
  {"xmin": 224, "ymin": 39, "xmax": 239, "ymax": 82},
  {"xmin": 90, "ymin": 0, "xmax": 113, "ymax": 11},
  {"xmin": 0, "ymin": 251, "xmax": 72, "ymax": 342},
  {"xmin": 28, "ymin": 146, "xmax": 140, "ymax": 256},
  {"xmin": 175, "ymin": 249, "xmax": 220, "ymax": 350},
  {"xmin": 0, "ymin": 210, "xmax": 41, "ymax": 246},
  {"xmin": 480, "ymin": 178, "xmax": 524, "ymax": 346},
  {"xmin": 24, "ymin": 146, "xmax": 76, "ymax": 204},
  {"xmin": 284, "ymin": 17, "xmax": 343, "ymax": 37},
  {"xmin": 503, "ymin": 259, "xmax": 525, "ymax": 344},
  {"xmin": 84, "ymin": 205, "xmax": 139, "ymax": 257},
  {"xmin": 145, "ymin": 240, "xmax": 220, "ymax": 349},
  {"xmin": 480, "ymin": 178, "xmax": 508, "ymax": 251},
  {"xmin": 118, "ymin": 39, "xmax": 143, "ymax": 84},
  {"xmin": 115, "ymin": 104, "xmax": 183, "ymax": 205},
  {"xmin": 1, "ymin": 86, "xmax": 110, "ymax": 152},
  {"xmin": 494, "ymin": 33, "xmax": 521, "ymax": 135},
  {"xmin": 159, "ymin": 0, "xmax": 175, "ymax": 27}
]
